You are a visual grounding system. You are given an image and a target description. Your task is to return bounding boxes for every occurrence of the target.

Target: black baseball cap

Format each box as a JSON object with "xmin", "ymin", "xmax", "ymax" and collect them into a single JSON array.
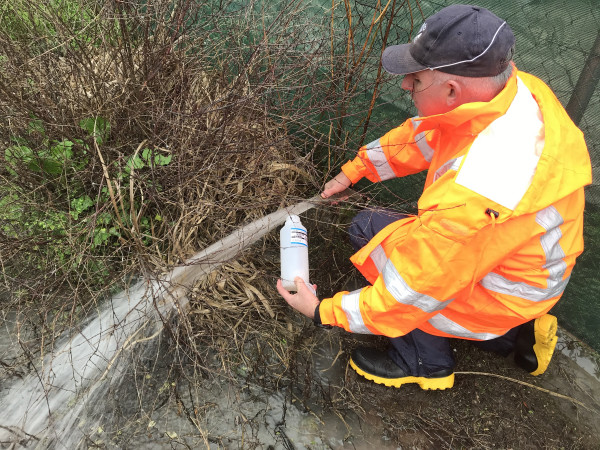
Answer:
[{"xmin": 382, "ymin": 4, "xmax": 515, "ymax": 77}]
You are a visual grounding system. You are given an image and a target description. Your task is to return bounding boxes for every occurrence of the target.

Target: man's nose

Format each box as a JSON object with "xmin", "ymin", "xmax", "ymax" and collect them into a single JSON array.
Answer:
[{"xmin": 401, "ymin": 76, "xmax": 413, "ymax": 91}]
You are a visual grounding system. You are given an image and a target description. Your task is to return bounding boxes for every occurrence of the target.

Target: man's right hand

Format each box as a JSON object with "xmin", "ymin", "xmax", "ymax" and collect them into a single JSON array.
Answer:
[{"xmin": 321, "ymin": 172, "xmax": 351, "ymax": 199}]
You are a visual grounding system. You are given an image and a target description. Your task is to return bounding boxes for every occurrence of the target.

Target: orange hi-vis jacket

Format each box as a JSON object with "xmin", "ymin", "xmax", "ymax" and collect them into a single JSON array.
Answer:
[{"xmin": 318, "ymin": 69, "xmax": 592, "ymax": 340}]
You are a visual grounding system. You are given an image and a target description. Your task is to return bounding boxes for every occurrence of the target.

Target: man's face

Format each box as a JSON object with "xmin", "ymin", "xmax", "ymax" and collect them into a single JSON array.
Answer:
[{"xmin": 401, "ymin": 70, "xmax": 453, "ymax": 117}]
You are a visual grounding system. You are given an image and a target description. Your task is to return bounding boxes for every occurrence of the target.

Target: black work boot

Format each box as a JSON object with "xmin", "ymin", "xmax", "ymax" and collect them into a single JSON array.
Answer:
[
  {"xmin": 514, "ymin": 314, "xmax": 558, "ymax": 376},
  {"xmin": 350, "ymin": 347, "xmax": 454, "ymax": 390}
]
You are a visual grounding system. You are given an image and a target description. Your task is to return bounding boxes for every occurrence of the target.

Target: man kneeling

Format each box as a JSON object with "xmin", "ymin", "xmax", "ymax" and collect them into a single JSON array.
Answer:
[{"xmin": 277, "ymin": 4, "xmax": 591, "ymax": 390}]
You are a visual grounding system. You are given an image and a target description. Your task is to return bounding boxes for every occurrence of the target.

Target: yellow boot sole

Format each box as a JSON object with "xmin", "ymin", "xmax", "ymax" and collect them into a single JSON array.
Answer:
[
  {"xmin": 350, "ymin": 358, "xmax": 455, "ymax": 390},
  {"xmin": 531, "ymin": 314, "xmax": 558, "ymax": 376}
]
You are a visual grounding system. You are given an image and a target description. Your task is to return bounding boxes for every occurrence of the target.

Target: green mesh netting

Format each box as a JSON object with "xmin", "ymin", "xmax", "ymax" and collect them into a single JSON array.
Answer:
[{"xmin": 381, "ymin": 0, "xmax": 600, "ymax": 351}]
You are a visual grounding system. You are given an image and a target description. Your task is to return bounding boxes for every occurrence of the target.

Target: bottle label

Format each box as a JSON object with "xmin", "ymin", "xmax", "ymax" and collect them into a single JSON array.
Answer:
[{"xmin": 290, "ymin": 227, "xmax": 308, "ymax": 247}]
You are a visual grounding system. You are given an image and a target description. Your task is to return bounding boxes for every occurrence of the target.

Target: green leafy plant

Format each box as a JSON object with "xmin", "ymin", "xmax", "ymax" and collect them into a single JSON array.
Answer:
[
  {"xmin": 2, "ymin": 116, "xmax": 173, "ymax": 289},
  {"xmin": 4, "ymin": 118, "xmax": 89, "ymax": 178},
  {"xmin": 0, "ymin": 0, "xmax": 97, "ymax": 47},
  {"xmin": 125, "ymin": 148, "xmax": 172, "ymax": 174}
]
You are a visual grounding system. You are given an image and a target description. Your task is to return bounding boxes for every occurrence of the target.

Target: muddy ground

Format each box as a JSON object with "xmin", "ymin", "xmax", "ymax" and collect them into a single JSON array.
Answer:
[
  {"xmin": 2, "ymin": 211, "xmax": 600, "ymax": 449},
  {"xmin": 78, "ymin": 322, "xmax": 600, "ymax": 450},
  {"xmin": 1, "ymin": 306, "xmax": 600, "ymax": 449}
]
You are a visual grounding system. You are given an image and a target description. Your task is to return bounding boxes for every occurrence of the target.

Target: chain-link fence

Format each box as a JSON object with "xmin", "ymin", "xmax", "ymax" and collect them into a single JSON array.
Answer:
[{"xmin": 437, "ymin": 0, "xmax": 600, "ymax": 354}]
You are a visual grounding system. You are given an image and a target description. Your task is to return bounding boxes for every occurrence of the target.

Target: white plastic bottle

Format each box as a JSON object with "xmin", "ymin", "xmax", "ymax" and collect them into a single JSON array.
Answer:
[{"xmin": 280, "ymin": 214, "xmax": 311, "ymax": 292}]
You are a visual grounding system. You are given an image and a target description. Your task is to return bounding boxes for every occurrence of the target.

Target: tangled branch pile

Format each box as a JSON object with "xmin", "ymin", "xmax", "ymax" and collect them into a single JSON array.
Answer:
[
  {"xmin": 0, "ymin": 0, "xmax": 327, "ymax": 323},
  {"xmin": 0, "ymin": 0, "xmax": 411, "ymax": 418}
]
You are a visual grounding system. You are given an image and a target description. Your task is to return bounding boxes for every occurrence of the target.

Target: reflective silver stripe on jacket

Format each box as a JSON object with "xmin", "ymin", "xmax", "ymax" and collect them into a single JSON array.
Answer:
[
  {"xmin": 481, "ymin": 205, "xmax": 569, "ymax": 301},
  {"xmin": 370, "ymin": 245, "xmax": 387, "ymax": 273},
  {"xmin": 382, "ymin": 260, "xmax": 453, "ymax": 313},
  {"xmin": 365, "ymin": 138, "xmax": 396, "ymax": 181},
  {"xmin": 341, "ymin": 289, "xmax": 373, "ymax": 334},
  {"xmin": 536, "ymin": 205, "xmax": 568, "ymax": 290},
  {"xmin": 433, "ymin": 156, "xmax": 464, "ymax": 182},
  {"xmin": 411, "ymin": 119, "xmax": 434, "ymax": 162},
  {"xmin": 427, "ymin": 313, "xmax": 501, "ymax": 340},
  {"xmin": 481, "ymin": 272, "xmax": 569, "ymax": 302}
]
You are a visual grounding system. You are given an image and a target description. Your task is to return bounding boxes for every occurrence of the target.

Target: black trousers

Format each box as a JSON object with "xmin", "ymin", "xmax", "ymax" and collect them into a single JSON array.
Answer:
[{"xmin": 348, "ymin": 208, "xmax": 519, "ymax": 376}]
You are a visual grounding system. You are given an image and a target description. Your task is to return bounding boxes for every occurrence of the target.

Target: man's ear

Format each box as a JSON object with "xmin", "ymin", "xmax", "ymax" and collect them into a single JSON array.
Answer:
[{"xmin": 446, "ymin": 80, "xmax": 461, "ymax": 107}]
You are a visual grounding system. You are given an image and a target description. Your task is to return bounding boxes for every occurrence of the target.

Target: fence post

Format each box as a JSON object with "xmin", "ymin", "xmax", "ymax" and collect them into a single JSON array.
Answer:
[{"xmin": 566, "ymin": 30, "xmax": 600, "ymax": 126}]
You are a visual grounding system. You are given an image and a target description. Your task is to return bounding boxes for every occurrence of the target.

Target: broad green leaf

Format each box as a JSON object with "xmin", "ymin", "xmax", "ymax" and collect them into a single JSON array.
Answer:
[
  {"xmin": 51, "ymin": 140, "xmax": 74, "ymax": 160},
  {"xmin": 27, "ymin": 118, "xmax": 44, "ymax": 134},
  {"xmin": 79, "ymin": 117, "xmax": 111, "ymax": 145},
  {"xmin": 39, "ymin": 158, "xmax": 63, "ymax": 175},
  {"xmin": 70, "ymin": 195, "xmax": 94, "ymax": 220},
  {"xmin": 124, "ymin": 154, "xmax": 145, "ymax": 174}
]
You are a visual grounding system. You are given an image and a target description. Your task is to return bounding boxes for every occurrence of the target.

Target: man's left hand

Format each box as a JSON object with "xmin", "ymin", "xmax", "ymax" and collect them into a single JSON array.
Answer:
[{"xmin": 276, "ymin": 277, "xmax": 320, "ymax": 319}]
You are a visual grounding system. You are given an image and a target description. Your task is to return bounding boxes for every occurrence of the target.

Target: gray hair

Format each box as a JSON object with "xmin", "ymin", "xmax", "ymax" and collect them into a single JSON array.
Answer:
[{"xmin": 433, "ymin": 47, "xmax": 515, "ymax": 98}]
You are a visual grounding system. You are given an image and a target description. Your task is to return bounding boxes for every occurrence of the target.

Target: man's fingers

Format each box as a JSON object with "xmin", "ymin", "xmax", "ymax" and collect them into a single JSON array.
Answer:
[
  {"xmin": 321, "ymin": 186, "xmax": 347, "ymax": 200},
  {"xmin": 321, "ymin": 191, "xmax": 348, "ymax": 205},
  {"xmin": 276, "ymin": 279, "xmax": 293, "ymax": 301},
  {"xmin": 294, "ymin": 276, "xmax": 306, "ymax": 291},
  {"xmin": 276, "ymin": 278, "xmax": 320, "ymax": 319},
  {"xmin": 321, "ymin": 186, "xmax": 338, "ymax": 199},
  {"xmin": 294, "ymin": 277, "xmax": 317, "ymax": 296},
  {"xmin": 321, "ymin": 173, "xmax": 351, "ymax": 200}
]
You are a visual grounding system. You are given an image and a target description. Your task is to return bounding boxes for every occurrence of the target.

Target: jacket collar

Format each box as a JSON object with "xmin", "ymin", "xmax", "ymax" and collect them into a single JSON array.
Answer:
[{"xmin": 412, "ymin": 67, "xmax": 519, "ymax": 136}]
